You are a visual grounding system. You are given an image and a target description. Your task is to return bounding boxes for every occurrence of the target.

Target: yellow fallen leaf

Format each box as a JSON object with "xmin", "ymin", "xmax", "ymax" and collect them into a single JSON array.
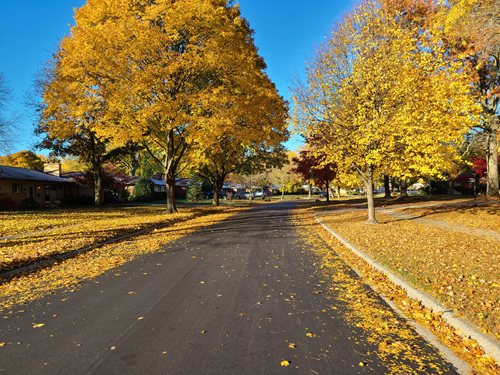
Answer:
[
  {"xmin": 280, "ymin": 360, "xmax": 291, "ymax": 367},
  {"xmin": 359, "ymin": 361, "xmax": 367, "ymax": 367},
  {"xmin": 0, "ymin": 342, "xmax": 6, "ymax": 347},
  {"xmin": 288, "ymin": 343, "xmax": 296, "ymax": 349},
  {"xmin": 33, "ymin": 323, "xmax": 45, "ymax": 328},
  {"xmin": 306, "ymin": 332, "xmax": 316, "ymax": 337}
]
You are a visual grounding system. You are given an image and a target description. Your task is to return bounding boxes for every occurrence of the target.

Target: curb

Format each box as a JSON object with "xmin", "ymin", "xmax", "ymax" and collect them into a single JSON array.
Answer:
[{"xmin": 314, "ymin": 214, "xmax": 500, "ymax": 364}]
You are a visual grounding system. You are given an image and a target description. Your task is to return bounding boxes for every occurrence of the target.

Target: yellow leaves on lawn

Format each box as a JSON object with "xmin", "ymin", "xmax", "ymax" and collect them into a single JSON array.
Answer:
[
  {"xmin": 280, "ymin": 360, "xmax": 291, "ymax": 367},
  {"xmin": 0, "ymin": 206, "xmax": 198, "ymax": 271},
  {"xmin": 403, "ymin": 203, "xmax": 500, "ymax": 233},
  {"xmin": 305, "ymin": 332, "xmax": 317, "ymax": 338},
  {"xmin": 32, "ymin": 323, "xmax": 45, "ymax": 328},
  {"xmin": 302, "ymin": 207, "xmax": 499, "ymax": 375},
  {"xmin": 0, "ymin": 208, "xmax": 241, "ymax": 312},
  {"xmin": 321, "ymin": 208, "xmax": 499, "ymax": 338}
]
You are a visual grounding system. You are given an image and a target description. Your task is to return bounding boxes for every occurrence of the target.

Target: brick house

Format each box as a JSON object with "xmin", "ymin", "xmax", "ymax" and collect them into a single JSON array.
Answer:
[{"xmin": 0, "ymin": 165, "xmax": 73, "ymax": 209}]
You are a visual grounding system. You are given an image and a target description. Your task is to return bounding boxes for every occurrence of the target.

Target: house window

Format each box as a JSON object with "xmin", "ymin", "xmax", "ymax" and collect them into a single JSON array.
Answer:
[
  {"xmin": 154, "ymin": 185, "xmax": 166, "ymax": 193},
  {"xmin": 12, "ymin": 183, "xmax": 22, "ymax": 193}
]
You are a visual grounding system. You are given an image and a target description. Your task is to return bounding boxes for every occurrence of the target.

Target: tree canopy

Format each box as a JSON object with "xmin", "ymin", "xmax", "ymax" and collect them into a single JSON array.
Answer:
[
  {"xmin": 293, "ymin": 0, "xmax": 480, "ymax": 223},
  {"xmin": 41, "ymin": 0, "xmax": 288, "ymax": 211}
]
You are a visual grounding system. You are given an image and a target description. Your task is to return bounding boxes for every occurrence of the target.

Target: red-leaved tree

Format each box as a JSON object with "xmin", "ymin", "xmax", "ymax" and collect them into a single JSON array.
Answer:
[{"xmin": 292, "ymin": 150, "xmax": 337, "ymax": 201}]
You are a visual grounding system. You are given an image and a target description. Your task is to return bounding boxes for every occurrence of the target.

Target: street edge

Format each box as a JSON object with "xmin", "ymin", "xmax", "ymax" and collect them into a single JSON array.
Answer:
[{"xmin": 314, "ymin": 214, "xmax": 500, "ymax": 366}]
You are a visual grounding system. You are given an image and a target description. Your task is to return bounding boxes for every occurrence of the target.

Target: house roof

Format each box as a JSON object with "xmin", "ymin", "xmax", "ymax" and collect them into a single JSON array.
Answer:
[
  {"xmin": 150, "ymin": 178, "xmax": 165, "ymax": 186},
  {"xmin": 0, "ymin": 165, "xmax": 72, "ymax": 183}
]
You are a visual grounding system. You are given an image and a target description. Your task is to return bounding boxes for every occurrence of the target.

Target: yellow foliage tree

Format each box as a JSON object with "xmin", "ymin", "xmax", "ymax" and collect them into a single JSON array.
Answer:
[
  {"xmin": 435, "ymin": 0, "xmax": 499, "ymax": 195},
  {"xmin": 50, "ymin": 0, "xmax": 287, "ymax": 213},
  {"xmin": 293, "ymin": 0, "xmax": 479, "ymax": 223},
  {"xmin": 0, "ymin": 151, "xmax": 45, "ymax": 171},
  {"xmin": 196, "ymin": 139, "xmax": 288, "ymax": 206}
]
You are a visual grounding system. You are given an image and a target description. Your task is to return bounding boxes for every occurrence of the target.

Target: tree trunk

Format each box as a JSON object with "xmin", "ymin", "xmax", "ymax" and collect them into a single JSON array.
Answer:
[
  {"xmin": 308, "ymin": 184, "xmax": 312, "ymax": 199},
  {"xmin": 281, "ymin": 189, "xmax": 285, "ymax": 200},
  {"xmin": 400, "ymin": 179, "xmax": 408, "ymax": 197},
  {"xmin": 325, "ymin": 180, "xmax": 330, "ymax": 202},
  {"xmin": 213, "ymin": 189, "xmax": 220, "ymax": 206},
  {"xmin": 212, "ymin": 180, "xmax": 224, "ymax": 206},
  {"xmin": 486, "ymin": 126, "xmax": 499, "ymax": 196},
  {"xmin": 390, "ymin": 177, "xmax": 396, "ymax": 193},
  {"xmin": 365, "ymin": 169, "xmax": 377, "ymax": 224},
  {"xmin": 384, "ymin": 175, "xmax": 391, "ymax": 198},
  {"xmin": 94, "ymin": 166, "xmax": 104, "ymax": 206},
  {"xmin": 165, "ymin": 175, "xmax": 177, "ymax": 213}
]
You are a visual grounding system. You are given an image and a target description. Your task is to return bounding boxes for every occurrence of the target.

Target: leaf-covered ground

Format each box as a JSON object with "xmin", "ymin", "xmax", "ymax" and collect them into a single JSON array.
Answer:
[
  {"xmin": 0, "ymin": 207, "xmax": 168, "ymax": 237},
  {"xmin": 0, "ymin": 206, "xmax": 220, "ymax": 271},
  {"xmin": 292, "ymin": 210, "xmax": 460, "ymax": 374},
  {"xmin": 401, "ymin": 203, "xmax": 500, "ymax": 232},
  {"xmin": 0, "ymin": 208, "xmax": 240, "ymax": 312},
  {"xmin": 318, "ymin": 209, "xmax": 499, "ymax": 339},
  {"xmin": 300, "ymin": 209, "xmax": 500, "ymax": 374}
]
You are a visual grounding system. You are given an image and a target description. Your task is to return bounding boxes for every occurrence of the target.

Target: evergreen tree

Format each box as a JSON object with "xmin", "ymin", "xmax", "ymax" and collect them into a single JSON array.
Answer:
[{"xmin": 187, "ymin": 174, "xmax": 204, "ymax": 202}]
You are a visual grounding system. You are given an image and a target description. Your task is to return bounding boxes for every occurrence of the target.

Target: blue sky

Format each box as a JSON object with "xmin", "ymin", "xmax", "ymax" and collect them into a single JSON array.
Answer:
[{"xmin": 0, "ymin": 0, "xmax": 355, "ymax": 154}]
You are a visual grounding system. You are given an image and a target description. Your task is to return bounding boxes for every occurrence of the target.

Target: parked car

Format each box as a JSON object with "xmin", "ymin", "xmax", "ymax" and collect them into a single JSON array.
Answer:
[
  {"xmin": 244, "ymin": 192, "xmax": 255, "ymax": 199},
  {"xmin": 319, "ymin": 191, "xmax": 328, "ymax": 198},
  {"xmin": 254, "ymin": 190, "xmax": 264, "ymax": 197}
]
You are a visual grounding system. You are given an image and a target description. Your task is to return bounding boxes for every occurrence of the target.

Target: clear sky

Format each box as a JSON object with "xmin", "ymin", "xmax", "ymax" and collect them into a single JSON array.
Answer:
[{"xmin": 0, "ymin": 0, "xmax": 355, "ymax": 154}]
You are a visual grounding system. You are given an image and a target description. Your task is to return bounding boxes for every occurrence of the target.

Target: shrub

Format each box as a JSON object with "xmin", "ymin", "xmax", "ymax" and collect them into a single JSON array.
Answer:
[
  {"xmin": 131, "ymin": 178, "xmax": 152, "ymax": 201},
  {"xmin": 19, "ymin": 198, "xmax": 40, "ymax": 210},
  {"xmin": 0, "ymin": 198, "xmax": 17, "ymax": 211},
  {"xmin": 187, "ymin": 174, "xmax": 204, "ymax": 202}
]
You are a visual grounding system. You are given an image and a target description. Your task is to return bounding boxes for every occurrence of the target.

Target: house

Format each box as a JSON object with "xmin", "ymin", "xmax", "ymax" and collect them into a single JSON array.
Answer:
[{"xmin": 0, "ymin": 165, "xmax": 74, "ymax": 210}]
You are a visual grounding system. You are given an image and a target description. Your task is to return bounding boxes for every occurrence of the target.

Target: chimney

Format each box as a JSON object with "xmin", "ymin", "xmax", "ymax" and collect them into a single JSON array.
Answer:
[{"xmin": 44, "ymin": 162, "xmax": 62, "ymax": 177}]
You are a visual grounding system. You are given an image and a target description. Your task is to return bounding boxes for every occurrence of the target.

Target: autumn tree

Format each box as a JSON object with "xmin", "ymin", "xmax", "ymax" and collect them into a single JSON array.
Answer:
[
  {"xmin": 58, "ymin": 157, "xmax": 84, "ymax": 173},
  {"xmin": 292, "ymin": 149, "xmax": 337, "ymax": 201},
  {"xmin": 293, "ymin": 0, "xmax": 479, "ymax": 223},
  {"xmin": 436, "ymin": 0, "xmax": 499, "ymax": 195},
  {"xmin": 266, "ymin": 152, "xmax": 304, "ymax": 199},
  {"xmin": 51, "ymin": 0, "xmax": 286, "ymax": 213},
  {"xmin": 196, "ymin": 139, "xmax": 287, "ymax": 206},
  {"xmin": 36, "ymin": 46, "xmax": 136, "ymax": 206},
  {"xmin": 0, "ymin": 150, "xmax": 45, "ymax": 170}
]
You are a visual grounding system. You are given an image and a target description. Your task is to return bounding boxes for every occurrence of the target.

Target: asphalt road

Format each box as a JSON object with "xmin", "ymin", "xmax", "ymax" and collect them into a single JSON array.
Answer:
[{"xmin": 0, "ymin": 201, "xmax": 457, "ymax": 374}]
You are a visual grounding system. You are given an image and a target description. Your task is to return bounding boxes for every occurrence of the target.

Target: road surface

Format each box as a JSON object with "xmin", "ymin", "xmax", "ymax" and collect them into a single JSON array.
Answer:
[{"xmin": 0, "ymin": 201, "xmax": 457, "ymax": 374}]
